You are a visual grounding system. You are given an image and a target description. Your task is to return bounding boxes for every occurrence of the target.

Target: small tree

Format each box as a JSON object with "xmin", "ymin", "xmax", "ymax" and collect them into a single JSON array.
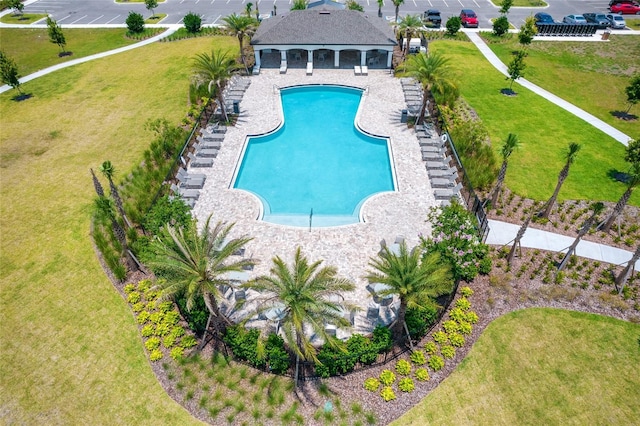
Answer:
[
  {"xmin": 126, "ymin": 11, "xmax": 145, "ymax": 34},
  {"xmin": 377, "ymin": 0, "xmax": 384, "ymax": 17},
  {"xmin": 145, "ymin": 0, "xmax": 158, "ymax": 18},
  {"xmin": 624, "ymin": 73, "xmax": 640, "ymax": 114},
  {"xmin": 493, "ymin": 16, "xmax": 509, "ymax": 36},
  {"xmin": 499, "ymin": 0, "xmax": 513, "ymax": 15},
  {"xmin": 8, "ymin": 0, "xmax": 24, "ymax": 16},
  {"xmin": 290, "ymin": 0, "xmax": 307, "ymax": 10},
  {"xmin": 245, "ymin": 2, "xmax": 253, "ymax": 17},
  {"xmin": 183, "ymin": 12, "xmax": 202, "ymax": 33},
  {"xmin": 519, "ymin": 16, "xmax": 538, "ymax": 47},
  {"xmin": 346, "ymin": 0, "xmax": 364, "ymax": 11},
  {"xmin": 539, "ymin": 142, "xmax": 581, "ymax": 219},
  {"xmin": 506, "ymin": 50, "xmax": 526, "ymax": 91},
  {"xmin": 625, "ymin": 139, "xmax": 640, "ymax": 166},
  {"xmin": 0, "ymin": 51, "xmax": 22, "ymax": 95},
  {"xmin": 446, "ymin": 16, "xmax": 461, "ymax": 36},
  {"xmin": 46, "ymin": 17, "xmax": 67, "ymax": 55}
]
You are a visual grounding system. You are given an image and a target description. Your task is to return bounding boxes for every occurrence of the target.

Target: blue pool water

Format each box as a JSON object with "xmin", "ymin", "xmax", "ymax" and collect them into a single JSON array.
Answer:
[{"xmin": 233, "ymin": 85, "xmax": 395, "ymax": 227}]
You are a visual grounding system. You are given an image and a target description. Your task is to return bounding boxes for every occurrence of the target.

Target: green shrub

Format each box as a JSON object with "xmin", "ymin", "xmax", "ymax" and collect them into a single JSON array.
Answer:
[
  {"xmin": 449, "ymin": 333, "xmax": 465, "ymax": 347},
  {"xmin": 127, "ymin": 292, "xmax": 141, "ymax": 304},
  {"xmin": 181, "ymin": 335, "xmax": 197, "ymax": 348},
  {"xmin": 398, "ymin": 377, "xmax": 415, "ymax": 393},
  {"xmin": 428, "ymin": 355, "xmax": 445, "ymax": 371},
  {"xmin": 149, "ymin": 311, "xmax": 164, "ymax": 325},
  {"xmin": 442, "ymin": 320, "xmax": 459, "ymax": 334},
  {"xmin": 395, "ymin": 359, "xmax": 412, "ymax": 376},
  {"xmin": 458, "ymin": 321, "xmax": 473, "ymax": 335},
  {"xmin": 126, "ymin": 11, "xmax": 145, "ymax": 34},
  {"xmin": 141, "ymin": 324, "xmax": 154, "ymax": 337},
  {"xmin": 410, "ymin": 350, "xmax": 427, "ymax": 366},
  {"xmin": 138, "ymin": 279, "xmax": 152, "ymax": 292},
  {"xmin": 433, "ymin": 331, "xmax": 448, "ymax": 344},
  {"xmin": 364, "ymin": 378, "xmax": 380, "ymax": 392},
  {"xmin": 405, "ymin": 305, "xmax": 439, "ymax": 340},
  {"xmin": 157, "ymin": 301, "xmax": 173, "ymax": 313},
  {"xmin": 315, "ymin": 342, "xmax": 354, "ymax": 378},
  {"xmin": 372, "ymin": 325, "xmax": 393, "ymax": 353},
  {"xmin": 183, "ymin": 12, "xmax": 202, "ymax": 33},
  {"xmin": 150, "ymin": 349, "xmax": 163, "ymax": 361},
  {"xmin": 170, "ymin": 326, "xmax": 185, "ymax": 339},
  {"xmin": 460, "ymin": 286, "xmax": 474, "ymax": 297},
  {"xmin": 424, "ymin": 341, "xmax": 438, "ymax": 355},
  {"xmin": 124, "ymin": 283, "xmax": 136, "ymax": 293},
  {"xmin": 266, "ymin": 333, "xmax": 290, "ymax": 375},
  {"xmin": 446, "ymin": 16, "xmax": 462, "ymax": 36},
  {"xmin": 137, "ymin": 310, "xmax": 151, "ymax": 324},
  {"xmin": 163, "ymin": 310, "xmax": 180, "ymax": 326},
  {"xmin": 380, "ymin": 386, "xmax": 396, "ymax": 402},
  {"xmin": 170, "ymin": 346, "xmax": 185, "ymax": 361},
  {"xmin": 347, "ymin": 334, "xmax": 379, "ymax": 365},
  {"xmin": 132, "ymin": 302, "xmax": 145, "ymax": 313},
  {"xmin": 455, "ymin": 297, "xmax": 471, "ymax": 311},
  {"xmin": 441, "ymin": 345, "xmax": 455, "ymax": 359},
  {"xmin": 223, "ymin": 326, "xmax": 265, "ymax": 368},
  {"xmin": 155, "ymin": 322, "xmax": 170, "ymax": 336},
  {"xmin": 174, "ymin": 292, "xmax": 208, "ymax": 335},
  {"xmin": 493, "ymin": 16, "xmax": 509, "ymax": 36},
  {"xmin": 415, "ymin": 368, "xmax": 430, "ymax": 381},
  {"xmin": 379, "ymin": 369, "xmax": 396, "ymax": 386},
  {"xmin": 449, "ymin": 307, "xmax": 466, "ymax": 323},
  {"xmin": 466, "ymin": 311, "xmax": 479, "ymax": 324},
  {"xmin": 145, "ymin": 337, "xmax": 160, "ymax": 351},
  {"xmin": 145, "ymin": 301, "xmax": 156, "ymax": 312},
  {"xmin": 143, "ymin": 195, "xmax": 192, "ymax": 236},
  {"xmin": 163, "ymin": 334, "xmax": 176, "ymax": 348}
]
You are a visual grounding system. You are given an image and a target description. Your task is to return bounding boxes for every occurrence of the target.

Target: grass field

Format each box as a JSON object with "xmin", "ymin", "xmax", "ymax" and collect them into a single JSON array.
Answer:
[
  {"xmin": 0, "ymin": 13, "xmax": 47, "ymax": 24},
  {"xmin": 0, "ymin": 35, "xmax": 236, "ymax": 424},
  {"xmin": 430, "ymin": 40, "xmax": 639, "ymax": 205},
  {"xmin": 485, "ymin": 35, "xmax": 640, "ymax": 139},
  {"xmin": 145, "ymin": 13, "xmax": 167, "ymax": 24},
  {"xmin": 0, "ymin": 28, "xmax": 146, "ymax": 75},
  {"xmin": 488, "ymin": 0, "xmax": 547, "ymax": 6},
  {"xmin": 393, "ymin": 308, "xmax": 640, "ymax": 425}
]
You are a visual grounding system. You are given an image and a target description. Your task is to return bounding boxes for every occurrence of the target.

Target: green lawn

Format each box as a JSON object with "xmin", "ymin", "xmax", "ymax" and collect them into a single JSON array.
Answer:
[
  {"xmin": 485, "ymin": 35, "xmax": 640, "ymax": 139},
  {"xmin": 488, "ymin": 0, "xmax": 547, "ymax": 6},
  {"xmin": 0, "ymin": 28, "xmax": 146, "ymax": 75},
  {"xmin": 393, "ymin": 308, "xmax": 640, "ymax": 425},
  {"xmin": 430, "ymin": 40, "xmax": 639, "ymax": 205},
  {"xmin": 0, "ymin": 34, "xmax": 236, "ymax": 425},
  {"xmin": 145, "ymin": 13, "xmax": 167, "ymax": 24},
  {"xmin": 0, "ymin": 13, "xmax": 47, "ymax": 24}
]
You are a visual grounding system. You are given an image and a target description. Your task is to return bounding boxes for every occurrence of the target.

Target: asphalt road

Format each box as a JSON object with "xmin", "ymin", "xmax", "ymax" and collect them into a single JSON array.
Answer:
[{"xmin": 23, "ymin": 0, "xmax": 615, "ymax": 28}]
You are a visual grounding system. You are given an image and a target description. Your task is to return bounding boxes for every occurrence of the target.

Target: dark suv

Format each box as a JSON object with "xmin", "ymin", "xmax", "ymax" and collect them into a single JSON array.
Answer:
[
  {"xmin": 583, "ymin": 13, "xmax": 611, "ymax": 29},
  {"xmin": 424, "ymin": 9, "xmax": 442, "ymax": 27},
  {"xmin": 460, "ymin": 9, "xmax": 478, "ymax": 28}
]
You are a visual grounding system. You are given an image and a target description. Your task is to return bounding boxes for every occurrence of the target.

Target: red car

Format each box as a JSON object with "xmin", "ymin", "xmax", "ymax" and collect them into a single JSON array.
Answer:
[
  {"xmin": 610, "ymin": 3, "xmax": 640, "ymax": 13},
  {"xmin": 460, "ymin": 9, "xmax": 479, "ymax": 27}
]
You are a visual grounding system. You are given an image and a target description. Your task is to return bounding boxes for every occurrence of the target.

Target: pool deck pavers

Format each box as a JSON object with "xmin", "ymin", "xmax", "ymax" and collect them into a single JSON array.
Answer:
[{"xmin": 192, "ymin": 69, "xmax": 439, "ymax": 327}]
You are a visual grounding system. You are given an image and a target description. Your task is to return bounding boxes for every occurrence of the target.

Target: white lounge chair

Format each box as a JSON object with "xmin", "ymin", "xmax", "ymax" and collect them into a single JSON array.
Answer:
[
  {"xmin": 361, "ymin": 66, "xmax": 368, "ymax": 76},
  {"xmin": 434, "ymin": 182, "xmax": 463, "ymax": 200},
  {"xmin": 187, "ymin": 152, "xmax": 213, "ymax": 168},
  {"xmin": 279, "ymin": 61, "xmax": 287, "ymax": 74},
  {"xmin": 306, "ymin": 62, "xmax": 313, "ymax": 76},
  {"xmin": 354, "ymin": 66, "xmax": 361, "ymax": 75}
]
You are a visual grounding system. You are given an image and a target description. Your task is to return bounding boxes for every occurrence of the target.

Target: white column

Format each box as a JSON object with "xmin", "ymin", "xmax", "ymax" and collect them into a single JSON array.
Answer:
[
  {"xmin": 387, "ymin": 51, "xmax": 393, "ymax": 68},
  {"xmin": 280, "ymin": 50, "xmax": 287, "ymax": 64},
  {"xmin": 307, "ymin": 49, "xmax": 313, "ymax": 63},
  {"xmin": 334, "ymin": 50, "xmax": 340, "ymax": 68},
  {"xmin": 360, "ymin": 50, "xmax": 367, "ymax": 66},
  {"xmin": 254, "ymin": 49, "xmax": 261, "ymax": 67}
]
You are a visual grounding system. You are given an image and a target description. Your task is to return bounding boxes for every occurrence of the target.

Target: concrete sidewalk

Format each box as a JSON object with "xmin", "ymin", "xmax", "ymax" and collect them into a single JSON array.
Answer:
[
  {"xmin": 465, "ymin": 31, "xmax": 633, "ymax": 147},
  {"xmin": 486, "ymin": 219, "xmax": 640, "ymax": 269},
  {"xmin": 0, "ymin": 26, "xmax": 180, "ymax": 94}
]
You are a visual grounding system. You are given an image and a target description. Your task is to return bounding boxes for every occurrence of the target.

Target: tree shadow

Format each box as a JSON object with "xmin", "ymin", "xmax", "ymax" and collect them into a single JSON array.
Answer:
[
  {"xmin": 610, "ymin": 110, "xmax": 638, "ymax": 121},
  {"xmin": 607, "ymin": 168, "xmax": 632, "ymax": 184},
  {"xmin": 58, "ymin": 51, "xmax": 73, "ymax": 58},
  {"xmin": 500, "ymin": 88, "xmax": 517, "ymax": 97},
  {"xmin": 12, "ymin": 93, "xmax": 33, "ymax": 102}
]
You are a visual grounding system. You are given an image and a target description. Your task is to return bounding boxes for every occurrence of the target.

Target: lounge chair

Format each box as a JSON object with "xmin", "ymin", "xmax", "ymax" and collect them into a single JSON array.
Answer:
[
  {"xmin": 430, "ymin": 176, "xmax": 457, "ymax": 188},
  {"xmin": 279, "ymin": 61, "xmax": 287, "ymax": 74},
  {"xmin": 200, "ymin": 133, "xmax": 225, "ymax": 142},
  {"xmin": 425, "ymin": 155, "xmax": 452, "ymax": 170},
  {"xmin": 434, "ymin": 182, "xmax": 463, "ymax": 200},
  {"xmin": 354, "ymin": 66, "xmax": 361, "ymax": 76},
  {"xmin": 428, "ymin": 168, "xmax": 458, "ymax": 179},
  {"xmin": 306, "ymin": 62, "xmax": 313, "ymax": 76},
  {"xmin": 187, "ymin": 152, "xmax": 213, "ymax": 168},
  {"xmin": 361, "ymin": 66, "xmax": 368, "ymax": 76},
  {"xmin": 170, "ymin": 183, "xmax": 200, "ymax": 200},
  {"xmin": 196, "ymin": 141, "xmax": 221, "ymax": 150},
  {"xmin": 195, "ymin": 148, "xmax": 218, "ymax": 158},
  {"xmin": 177, "ymin": 170, "xmax": 205, "ymax": 189},
  {"xmin": 422, "ymin": 151, "xmax": 444, "ymax": 162}
]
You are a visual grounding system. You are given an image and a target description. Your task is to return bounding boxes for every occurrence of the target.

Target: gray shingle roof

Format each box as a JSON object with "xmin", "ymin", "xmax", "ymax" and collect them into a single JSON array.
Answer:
[{"xmin": 251, "ymin": 10, "xmax": 397, "ymax": 46}]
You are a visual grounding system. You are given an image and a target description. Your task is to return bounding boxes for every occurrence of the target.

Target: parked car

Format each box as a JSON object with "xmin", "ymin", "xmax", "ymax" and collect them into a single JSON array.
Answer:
[
  {"xmin": 423, "ymin": 9, "xmax": 442, "ymax": 27},
  {"xmin": 609, "ymin": 0, "xmax": 637, "ymax": 6},
  {"xmin": 562, "ymin": 14, "xmax": 588, "ymax": 24},
  {"xmin": 534, "ymin": 12, "xmax": 555, "ymax": 24},
  {"xmin": 583, "ymin": 13, "xmax": 611, "ymax": 28},
  {"xmin": 610, "ymin": 3, "xmax": 640, "ymax": 13},
  {"xmin": 606, "ymin": 13, "xmax": 627, "ymax": 28},
  {"xmin": 459, "ymin": 9, "xmax": 479, "ymax": 28}
]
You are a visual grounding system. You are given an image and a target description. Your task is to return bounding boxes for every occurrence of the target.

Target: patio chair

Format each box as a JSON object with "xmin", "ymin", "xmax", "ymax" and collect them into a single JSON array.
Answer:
[
  {"xmin": 354, "ymin": 66, "xmax": 361, "ymax": 76},
  {"xmin": 187, "ymin": 152, "xmax": 213, "ymax": 168},
  {"xmin": 170, "ymin": 183, "xmax": 200, "ymax": 200},
  {"xmin": 177, "ymin": 172, "xmax": 205, "ymax": 190},
  {"xmin": 428, "ymin": 168, "xmax": 458, "ymax": 179},
  {"xmin": 366, "ymin": 304, "xmax": 380, "ymax": 321},
  {"xmin": 361, "ymin": 66, "xmax": 368, "ymax": 76},
  {"xmin": 425, "ymin": 155, "xmax": 452, "ymax": 170},
  {"xmin": 195, "ymin": 147, "xmax": 219, "ymax": 158},
  {"xmin": 430, "ymin": 176, "xmax": 457, "ymax": 189},
  {"xmin": 306, "ymin": 62, "xmax": 313, "ymax": 76},
  {"xmin": 434, "ymin": 182, "xmax": 463, "ymax": 200}
]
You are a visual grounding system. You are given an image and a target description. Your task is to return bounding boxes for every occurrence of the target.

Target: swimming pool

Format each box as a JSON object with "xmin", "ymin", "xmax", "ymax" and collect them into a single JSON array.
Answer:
[{"xmin": 233, "ymin": 85, "xmax": 395, "ymax": 227}]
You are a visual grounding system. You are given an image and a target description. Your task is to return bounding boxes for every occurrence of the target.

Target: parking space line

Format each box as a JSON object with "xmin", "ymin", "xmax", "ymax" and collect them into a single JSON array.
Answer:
[
  {"xmin": 211, "ymin": 0, "xmax": 215, "ymax": 3},
  {"xmin": 56, "ymin": 15, "xmax": 71, "ymax": 23},
  {"xmin": 473, "ymin": 0, "xmax": 480, "ymax": 7},
  {"xmin": 70, "ymin": 15, "xmax": 88, "ymax": 24},
  {"xmin": 458, "ymin": 0, "xmax": 464, "ymax": 6},
  {"xmin": 87, "ymin": 15, "xmax": 104, "ymax": 24},
  {"xmin": 104, "ymin": 15, "xmax": 121, "ymax": 24},
  {"xmin": 212, "ymin": 14, "xmax": 222, "ymax": 24}
]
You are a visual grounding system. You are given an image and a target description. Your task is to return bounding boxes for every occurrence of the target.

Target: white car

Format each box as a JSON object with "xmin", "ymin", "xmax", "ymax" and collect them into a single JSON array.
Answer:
[
  {"xmin": 562, "ymin": 14, "xmax": 587, "ymax": 24},
  {"xmin": 605, "ymin": 13, "xmax": 627, "ymax": 29}
]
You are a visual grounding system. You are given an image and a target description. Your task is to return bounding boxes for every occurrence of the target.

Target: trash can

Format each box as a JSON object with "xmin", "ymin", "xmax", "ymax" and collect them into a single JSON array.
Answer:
[
  {"xmin": 601, "ymin": 30, "xmax": 611, "ymax": 41},
  {"xmin": 400, "ymin": 109, "xmax": 408, "ymax": 123},
  {"xmin": 233, "ymin": 100, "xmax": 240, "ymax": 114}
]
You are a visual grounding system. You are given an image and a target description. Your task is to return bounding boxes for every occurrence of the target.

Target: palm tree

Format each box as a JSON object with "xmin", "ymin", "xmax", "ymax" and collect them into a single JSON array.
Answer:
[
  {"xmin": 244, "ymin": 2, "xmax": 253, "ymax": 17},
  {"xmin": 365, "ymin": 243, "xmax": 453, "ymax": 340},
  {"xmin": 90, "ymin": 168, "xmax": 104, "ymax": 198},
  {"xmin": 507, "ymin": 211, "xmax": 532, "ymax": 266},
  {"xmin": 397, "ymin": 14, "xmax": 424, "ymax": 58},
  {"xmin": 616, "ymin": 245, "xmax": 640, "ymax": 295},
  {"xmin": 539, "ymin": 142, "xmax": 581, "ymax": 219},
  {"xmin": 222, "ymin": 13, "xmax": 257, "ymax": 75},
  {"xmin": 99, "ymin": 160, "xmax": 130, "ymax": 228},
  {"xmin": 397, "ymin": 52, "xmax": 459, "ymax": 125},
  {"xmin": 392, "ymin": 0, "xmax": 404, "ymax": 23},
  {"xmin": 377, "ymin": 0, "xmax": 383, "ymax": 17},
  {"xmin": 192, "ymin": 49, "xmax": 239, "ymax": 123},
  {"xmin": 149, "ymin": 215, "xmax": 254, "ymax": 349},
  {"xmin": 489, "ymin": 133, "xmax": 520, "ymax": 209},
  {"xmin": 598, "ymin": 163, "xmax": 640, "ymax": 233},
  {"xmin": 241, "ymin": 247, "xmax": 355, "ymax": 383},
  {"xmin": 557, "ymin": 202, "xmax": 604, "ymax": 272},
  {"xmin": 94, "ymin": 196, "xmax": 138, "ymax": 272}
]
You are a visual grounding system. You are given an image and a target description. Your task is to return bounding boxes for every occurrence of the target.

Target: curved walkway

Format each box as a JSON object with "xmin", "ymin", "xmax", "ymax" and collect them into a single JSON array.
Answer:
[
  {"xmin": 486, "ymin": 219, "xmax": 640, "ymax": 268},
  {"xmin": 0, "ymin": 25, "xmax": 180, "ymax": 94},
  {"xmin": 465, "ymin": 31, "xmax": 633, "ymax": 146}
]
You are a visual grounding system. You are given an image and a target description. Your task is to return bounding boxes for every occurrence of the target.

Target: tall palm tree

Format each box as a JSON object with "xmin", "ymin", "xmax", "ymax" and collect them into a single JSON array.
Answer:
[
  {"xmin": 241, "ymin": 247, "xmax": 355, "ymax": 383},
  {"xmin": 392, "ymin": 0, "xmax": 404, "ymax": 23},
  {"xmin": 598, "ymin": 163, "xmax": 640, "ymax": 233},
  {"xmin": 377, "ymin": 0, "xmax": 383, "ymax": 17},
  {"xmin": 507, "ymin": 211, "xmax": 532, "ymax": 266},
  {"xmin": 222, "ymin": 13, "xmax": 257, "ymax": 75},
  {"xmin": 557, "ymin": 202, "xmax": 604, "ymax": 272},
  {"xmin": 397, "ymin": 14, "xmax": 424, "ymax": 58},
  {"xmin": 99, "ymin": 160, "xmax": 130, "ymax": 228},
  {"xmin": 90, "ymin": 168, "xmax": 104, "ymax": 198},
  {"xmin": 489, "ymin": 133, "xmax": 520, "ymax": 209},
  {"xmin": 149, "ymin": 215, "xmax": 254, "ymax": 349},
  {"xmin": 192, "ymin": 50, "xmax": 239, "ymax": 123},
  {"xmin": 365, "ymin": 243, "xmax": 453, "ymax": 340},
  {"xmin": 397, "ymin": 52, "xmax": 459, "ymax": 125},
  {"xmin": 539, "ymin": 142, "xmax": 581, "ymax": 219},
  {"xmin": 94, "ymin": 196, "xmax": 137, "ymax": 272},
  {"xmin": 244, "ymin": 2, "xmax": 253, "ymax": 17},
  {"xmin": 616, "ymin": 245, "xmax": 640, "ymax": 295}
]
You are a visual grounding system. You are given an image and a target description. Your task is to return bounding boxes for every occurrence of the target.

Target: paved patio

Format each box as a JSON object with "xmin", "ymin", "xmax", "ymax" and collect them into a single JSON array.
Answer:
[{"xmin": 191, "ymin": 68, "xmax": 438, "ymax": 334}]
